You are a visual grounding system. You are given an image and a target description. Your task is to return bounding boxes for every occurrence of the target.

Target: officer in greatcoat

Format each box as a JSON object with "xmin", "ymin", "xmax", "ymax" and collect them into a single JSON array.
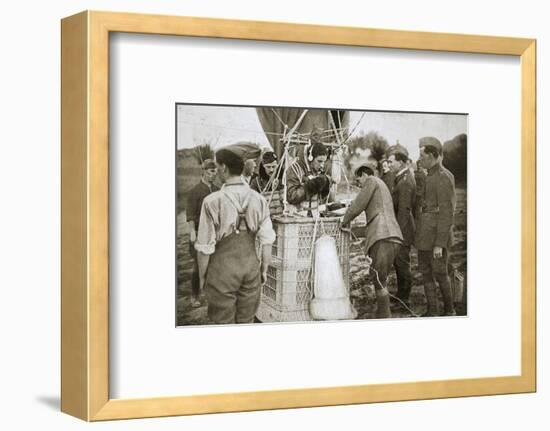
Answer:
[{"xmin": 415, "ymin": 137, "xmax": 457, "ymax": 316}]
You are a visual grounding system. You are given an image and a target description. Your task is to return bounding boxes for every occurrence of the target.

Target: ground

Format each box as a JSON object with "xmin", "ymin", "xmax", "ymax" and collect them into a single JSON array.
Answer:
[{"xmin": 176, "ymin": 187, "xmax": 467, "ymax": 325}]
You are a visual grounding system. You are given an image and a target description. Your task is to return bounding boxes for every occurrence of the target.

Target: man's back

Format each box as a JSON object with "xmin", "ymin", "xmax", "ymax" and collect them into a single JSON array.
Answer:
[{"xmin": 344, "ymin": 176, "xmax": 403, "ymax": 253}]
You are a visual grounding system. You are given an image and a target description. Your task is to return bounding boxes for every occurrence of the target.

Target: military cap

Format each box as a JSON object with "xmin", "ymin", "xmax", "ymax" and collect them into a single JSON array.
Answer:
[
  {"xmin": 201, "ymin": 158, "xmax": 217, "ymax": 170},
  {"xmin": 419, "ymin": 136, "xmax": 442, "ymax": 153},
  {"xmin": 261, "ymin": 150, "xmax": 277, "ymax": 164},
  {"xmin": 222, "ymin": 141, "xmax": 262, "ymax": 161},
  {"xmin": 387, "ymin": 143, "xmax": 409, "ymax": 158}
]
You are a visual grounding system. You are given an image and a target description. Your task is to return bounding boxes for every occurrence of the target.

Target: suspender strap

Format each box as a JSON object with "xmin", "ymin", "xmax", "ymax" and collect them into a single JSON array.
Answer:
[{"xmin": 221, "ymin": 189, "xmax": 252, "ymax": 233}]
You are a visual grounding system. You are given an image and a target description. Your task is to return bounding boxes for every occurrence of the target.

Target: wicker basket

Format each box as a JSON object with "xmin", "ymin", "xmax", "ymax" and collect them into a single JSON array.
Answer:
[
  {"xmin": 256, "ymin": 215, "xmax": 350, "ymax": 322},
  {"xmin": 261, "ymin": 189, "xmax": 284, "ymax": 217}
]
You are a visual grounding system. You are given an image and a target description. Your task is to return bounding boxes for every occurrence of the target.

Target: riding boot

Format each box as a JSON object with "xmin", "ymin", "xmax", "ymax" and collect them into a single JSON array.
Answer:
[
  {"xmin": 422, "ymin": 282, "xmax": 439, "ymax": 317},
  {"xmin": 375, "ymin": 288, "xmax": 392, "ymax": 318},
  {"xmin": 439, "ymin": 277, "xmax": 456, "ymax": 316}
]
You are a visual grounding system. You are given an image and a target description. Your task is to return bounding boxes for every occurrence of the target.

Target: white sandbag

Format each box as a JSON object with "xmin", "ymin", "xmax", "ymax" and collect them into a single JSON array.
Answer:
[{"xmin": 310, "ymin": 235, "xmax": 357, "ymax": 320}]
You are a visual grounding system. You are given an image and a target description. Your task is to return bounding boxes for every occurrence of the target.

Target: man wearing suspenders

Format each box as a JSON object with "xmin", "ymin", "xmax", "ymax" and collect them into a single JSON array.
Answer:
[{"xmin": 194, "ymin": 144, "xmax": 276, "ymax": 324}]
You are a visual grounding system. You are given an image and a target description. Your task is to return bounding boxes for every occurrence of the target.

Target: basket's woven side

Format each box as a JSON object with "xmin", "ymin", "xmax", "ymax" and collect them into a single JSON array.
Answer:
[{"xmin": 257, "ymin": 218, "xmax": 351, "ymax": 322}]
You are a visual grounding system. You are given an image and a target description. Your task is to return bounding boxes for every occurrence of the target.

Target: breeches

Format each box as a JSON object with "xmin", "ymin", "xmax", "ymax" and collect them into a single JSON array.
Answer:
[
  {"xmin": 417, "ymin": 248, "xmax": 450, "ymax": 285},
  {"xmin": 369, "ymin": 240, "xmax": 401, "ymax": 291}
]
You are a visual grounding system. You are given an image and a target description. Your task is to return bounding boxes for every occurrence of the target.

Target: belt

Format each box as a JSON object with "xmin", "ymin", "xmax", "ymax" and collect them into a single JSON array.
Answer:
[{"xmin": 421, "ymin": 206, "xmax": 440, "ymax": 214}]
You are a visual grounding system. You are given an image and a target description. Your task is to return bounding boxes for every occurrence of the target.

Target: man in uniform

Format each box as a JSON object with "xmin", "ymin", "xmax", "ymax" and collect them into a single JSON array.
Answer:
[
  {"xmin": 341, "ymin": 164, "xmax": 403, "ymax": 318},
  {"xmin": 414, "ymin": 163, "xmax": 427, "ymax": 221},
  {"xmin": 415, "ymin": 137, "xmax": 457, "ymax": 316},
  {"xmin": 194, "ymin": 143, "xmax": 276, "ymax": 324},
  {"xmin": 388, "ymin": 150, "xmax": 417, "ymax": 311},
  {"xmin": 242, "ymin": 158, "xmax": 256, "ymax": 184},
  {"xmin": 251, "ymin": 151, "xmax": 281, "ymax": 193},
  {"xmin": 186, "ymin": 159, "xmax": 219, "ymax": 307},
  {"xmin": 380, "ymin": 158, "xmax": 395, "ymax": 194}
]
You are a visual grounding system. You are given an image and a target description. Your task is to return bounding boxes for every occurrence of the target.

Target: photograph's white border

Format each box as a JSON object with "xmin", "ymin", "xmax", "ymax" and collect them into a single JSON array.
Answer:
[{"xmin": 110, "ymin": 33, "xmax": 521, "ymax": 399}]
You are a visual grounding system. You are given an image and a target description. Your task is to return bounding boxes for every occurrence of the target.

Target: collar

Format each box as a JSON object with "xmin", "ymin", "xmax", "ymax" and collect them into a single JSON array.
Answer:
[
  {"xmin": 223, "ymin": 176, "xmax": 247, "ymax": 187},
  {"xmin": 427, "ymin": 161, "xmax": 441, "ymax": 176},
  {"xmin": 201, "ymin": 177, "xmax": 212, "ymax": 189},
  {"xmin": 396, "ymin": 167, "xmax": 408, "ymax": 178}
]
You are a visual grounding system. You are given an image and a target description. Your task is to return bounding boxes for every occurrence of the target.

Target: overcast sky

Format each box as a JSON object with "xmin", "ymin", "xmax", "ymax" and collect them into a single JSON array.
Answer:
[{"xmin": 176, "ymin": 104, "xmax": 467, "ymax": 160}]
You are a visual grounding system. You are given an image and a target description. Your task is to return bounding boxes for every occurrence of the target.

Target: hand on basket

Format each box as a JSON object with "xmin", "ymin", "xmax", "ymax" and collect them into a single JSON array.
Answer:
[{"xmin": 340, "ymin": 222, "xmax": 351, "ymax": 233}]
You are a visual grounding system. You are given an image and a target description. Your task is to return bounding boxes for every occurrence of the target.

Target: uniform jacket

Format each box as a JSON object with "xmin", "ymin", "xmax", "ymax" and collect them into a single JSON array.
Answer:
[
  {"xmin": 415, "ymin": 162, "xmax": 456, "ymax": 251},
  {"xmin": 414, "ymin": 168, "xmax": 427, "ymax": 219},
  {"xmin": 392, "ymin": 168, "xmax": 416, "ymax": 246},
  {"xmin": 342, "ymin": 175, "xmax": 403, "ymax": 254},
  {"xmin": 381, "ymin": 171, "xmax": 395, "ymax": 194},
  {"xmin": 187, "ymin": 179, "xmax": 219, "ymax": 226}
]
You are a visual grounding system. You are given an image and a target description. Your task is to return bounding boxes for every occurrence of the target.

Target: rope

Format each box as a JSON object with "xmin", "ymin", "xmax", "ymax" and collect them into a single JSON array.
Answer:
[
  {"xmin": 306, "ymin": 215, "xmax": 320, "ymax": 299},
  {"xmin": 270, "ymin": 108, "xmax": 287, "ymax": 129},
  {"xmin": 341, "ymin": 112, "xmax": 366, "ymax": 146},
  {"xmin": 348, "ymin": 230, "xmax": 420, "ymax": 318}
]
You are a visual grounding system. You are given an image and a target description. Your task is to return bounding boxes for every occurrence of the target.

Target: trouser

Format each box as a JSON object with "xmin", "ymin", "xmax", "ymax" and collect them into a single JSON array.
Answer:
[
  {"xmin": 188, "ymin": 241, "xmax": 200, "ymax": 299},
  {"xmin": 418, "ymin": 248, "xmax": 455, "ymax": 315},
  {"xmin": 369, "ymin": 240, "xmax": 401, "ymax": 291},
  {"xmin": 204, "ymin": 231, "xmax": 261, "ymax": 324},
  {"xmin": 369, "ymin": 240, "xmax": 401, "ymax": 318},
  {"xmin": 394, "ymin": 245, "xmax": 412, "ymax": 303}
]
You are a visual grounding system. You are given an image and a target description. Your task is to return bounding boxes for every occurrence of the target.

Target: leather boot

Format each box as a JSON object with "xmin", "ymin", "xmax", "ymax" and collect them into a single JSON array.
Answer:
[
  {"xmin": 439, "ymin": 277, "xmax": 456, "ymax": 316},
  {"xmin": 375, "ymin": 288, "xmax": 392, "ymax": 318},
  {"xmin": 422, "ymin": 282, "xmax": 439, "ymax": 317}
]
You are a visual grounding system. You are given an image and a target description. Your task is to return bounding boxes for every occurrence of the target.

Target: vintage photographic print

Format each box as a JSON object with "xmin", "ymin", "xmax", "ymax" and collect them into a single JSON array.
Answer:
[{"xmin": 176, "ymin": 104, "xmax": 467, "ymax": 326}]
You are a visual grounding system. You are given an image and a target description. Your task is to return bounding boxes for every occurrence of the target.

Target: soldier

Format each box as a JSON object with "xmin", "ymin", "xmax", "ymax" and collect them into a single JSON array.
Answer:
[
  {"xmin": 414, "ymin": 163, "xmax": 427, "ymax": 220},
  {"xmin": 380, "ymin": 158, "xmax": 395, "ymax": 194},
  {"xmin": 415, "ymin": 137, "xmax": 457, "ymax": 316},
  {"xmin": 251, "ymin": 151, "xmax": 281, "ymax": 193},
  {"xmin": 341, "ymin": 164, "xmax": 403, "ymax": 318},
  {"xmin": 242, "ymin": 158, "xmax": 256, "ymax": 184},
  {"xmin": 195, "ymin": 143, "xmax": 276, "ymax": 324},
  {"xmin": 388, "ymin": 150, "xmax": 417, "ymax": 311},
  {"xmin": 186, "ymin": 159, "xmax": 219, "ymax": 307}
]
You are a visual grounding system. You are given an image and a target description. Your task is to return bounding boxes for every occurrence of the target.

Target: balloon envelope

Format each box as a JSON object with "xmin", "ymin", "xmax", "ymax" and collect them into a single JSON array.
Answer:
[{"xmin": 256, "ymin": 108, "xmax": 349, "ymax": 157}]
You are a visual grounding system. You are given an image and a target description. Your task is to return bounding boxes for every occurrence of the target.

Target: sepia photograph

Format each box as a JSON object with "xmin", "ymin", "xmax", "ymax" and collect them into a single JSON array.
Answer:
[{"xmin": 176, "ymin": 104, "xmax": 467, "ymax": 326}]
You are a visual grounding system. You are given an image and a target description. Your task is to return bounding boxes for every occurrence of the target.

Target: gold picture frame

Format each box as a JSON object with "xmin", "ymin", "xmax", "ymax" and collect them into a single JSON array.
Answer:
[{"xmin": 61, "ymin": 10, "xmax": 536, "ymax": 421}]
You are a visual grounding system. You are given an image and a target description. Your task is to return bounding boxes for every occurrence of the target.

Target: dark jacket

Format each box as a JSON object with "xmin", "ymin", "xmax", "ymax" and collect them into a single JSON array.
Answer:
[
  {"xmin": 286, "ymin": 159, "xmax": 313, "ymax": 206},
  {"xmin": 250, "ymin": 162, "xmax": 283, "ymax": 193},
  {"xmin": 381, "ymin": 171, "xmax": 395, "ymax": 194},
  {"xmin": 392, "ymin": 169, "xmax": 416, "ymax": 246},
  {"xmin": 414, "ymin": 162, "xmax": 456, "ymax": 251},
  {"xmin": 187, "ymin": 180, "xmax": 219, "ymax": 227},
  {"xmin": 414, "ymin": 168, "xmax": 427, "ymax": 219},
  {"xmin": 342, "ymin": 176, "xmax": 403, "ymax": 254}
]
